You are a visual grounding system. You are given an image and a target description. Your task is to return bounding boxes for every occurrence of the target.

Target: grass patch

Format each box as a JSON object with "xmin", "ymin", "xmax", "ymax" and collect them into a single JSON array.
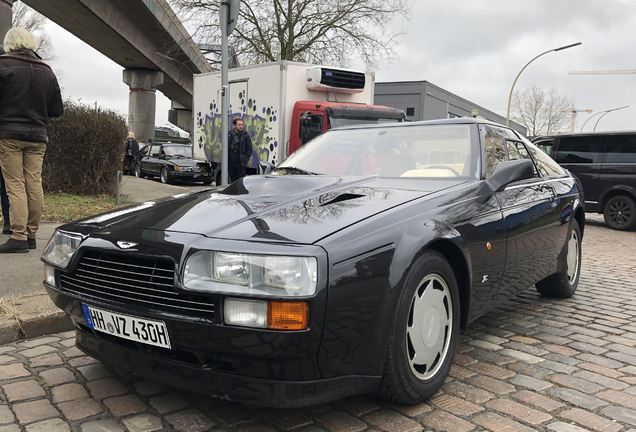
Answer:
[{"xmin": 42, "ymin": 193, "xmax": 133, "ymax": 223}]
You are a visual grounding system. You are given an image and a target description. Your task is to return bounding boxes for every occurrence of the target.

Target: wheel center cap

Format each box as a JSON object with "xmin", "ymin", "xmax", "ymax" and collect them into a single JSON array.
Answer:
[{"xmin": 421, "ymin": 307, "xmax": 441, "ymax": 347}]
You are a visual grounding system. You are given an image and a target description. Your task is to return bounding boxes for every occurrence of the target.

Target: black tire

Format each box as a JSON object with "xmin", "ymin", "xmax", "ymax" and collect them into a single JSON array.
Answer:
[
  {"xmin": 216, "ymin": 170, "xmax": 222, "ymax": 186},
  {"xmin": 160, "ymin": 167, "xmax": 172, "ymax": 184},
  {"xmin": 536, "ymin": 219, "xmax": 581, "ymax": 298},
  {"xmin": 202, "ymin": 179, "xmax": 213, "ymax": 185},
  {"xmin": 603, "ymin": 195, "xmax": 636, "ymax": 231},
  {"xmin": 376, "ymin": 250, "xmax": 460, "ymax": 404},
  {"xmin": 135, "ymin": 163, "xmax": 145, "ymax": 179}
]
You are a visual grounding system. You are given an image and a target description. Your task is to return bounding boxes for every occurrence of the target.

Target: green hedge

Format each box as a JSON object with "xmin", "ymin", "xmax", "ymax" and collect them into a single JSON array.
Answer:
[{"xmin": 43, "ymin": 100, "xmax": 128, "ymax": 195}]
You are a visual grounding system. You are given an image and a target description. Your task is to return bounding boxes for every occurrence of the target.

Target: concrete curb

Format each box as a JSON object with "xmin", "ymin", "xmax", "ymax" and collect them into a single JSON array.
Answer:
[{"xmin": 0, "ymin": 293, "xmax": 74, "ymax": 344}]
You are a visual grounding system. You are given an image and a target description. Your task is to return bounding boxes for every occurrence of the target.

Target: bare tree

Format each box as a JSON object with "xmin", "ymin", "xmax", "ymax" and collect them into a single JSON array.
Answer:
[
  {"xmin": 11, "ymin": 0, "xmax": 54, "ymax": 60},
  {"xmin": 170, "ymin": 0, "xmax": 411, "ymax": 69},
  {"xmin": 511, "ymin": 86, "xmax": 573, "ymax": 138}
]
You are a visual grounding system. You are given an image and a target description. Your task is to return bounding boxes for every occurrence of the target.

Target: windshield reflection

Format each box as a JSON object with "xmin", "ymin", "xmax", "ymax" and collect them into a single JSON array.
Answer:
[{"xmin": 279, "ymin": 124, "xmax": 475, "ymax": 179}]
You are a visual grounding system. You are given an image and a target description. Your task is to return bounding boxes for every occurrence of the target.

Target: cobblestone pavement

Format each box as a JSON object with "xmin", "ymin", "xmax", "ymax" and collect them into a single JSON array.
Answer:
[{"xmin": 1, "ymin": 215, "xmax": 636, "ymax": 432}]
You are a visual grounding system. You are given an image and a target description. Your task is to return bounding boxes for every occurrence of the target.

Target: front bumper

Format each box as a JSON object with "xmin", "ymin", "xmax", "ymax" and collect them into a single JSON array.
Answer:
[
  {"xmin": 74, "ymin": 325, "xmax": 379, "ymax": 408},
  {"xmin": 46, "ymin": 286, "xmax": 380, "ymax": 407},
  {"xmin": 172, "ymin": 170, "xmax": 213, "ymax": 180}
]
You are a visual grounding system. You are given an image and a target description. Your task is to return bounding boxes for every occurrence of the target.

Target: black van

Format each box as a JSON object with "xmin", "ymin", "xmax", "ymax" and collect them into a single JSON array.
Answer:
[{"xmin": 532, "ymin": 131, "xmax": 636, "ymax": 230}]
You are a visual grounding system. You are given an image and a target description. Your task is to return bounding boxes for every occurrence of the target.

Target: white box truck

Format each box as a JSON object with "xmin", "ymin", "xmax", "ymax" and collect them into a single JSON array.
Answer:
[{"xmin": 193, "ymin": 61, "xmax": 405, "ymax": 183}]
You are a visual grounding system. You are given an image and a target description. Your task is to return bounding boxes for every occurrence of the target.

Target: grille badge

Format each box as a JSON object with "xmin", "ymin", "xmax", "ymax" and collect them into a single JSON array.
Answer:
[{"xmin": 116, "ymin": 241, "xmax": 138, "ymax": 249}]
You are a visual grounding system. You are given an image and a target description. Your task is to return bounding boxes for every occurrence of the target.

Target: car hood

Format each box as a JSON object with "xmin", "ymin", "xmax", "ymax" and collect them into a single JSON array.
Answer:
[{"xmin": 73, "ymin": 175, "xmax": 467, "ymax": 244}]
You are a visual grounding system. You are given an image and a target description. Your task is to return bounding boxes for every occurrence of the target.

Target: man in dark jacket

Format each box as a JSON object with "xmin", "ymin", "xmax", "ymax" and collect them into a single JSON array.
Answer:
[
  {"xmin": 227, "ymin": 118, "xmax": 253, "ymax": 182},
  {"xmin": 123, "ymin": 131, "xmax": 139, "ymax": 175},
  {"xmin": 0, "ymin": 28, "xmax": 63, "ymax": 253}
]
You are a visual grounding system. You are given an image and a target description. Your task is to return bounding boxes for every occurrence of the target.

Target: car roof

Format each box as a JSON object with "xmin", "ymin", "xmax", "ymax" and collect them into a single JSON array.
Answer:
[
  {"xmin": 533, "ymin": 130, "xmax": 636, "ymax": 141},
  {"xmin": 330, "ymin": 117, "xmax": 505, "ymax": 132}
]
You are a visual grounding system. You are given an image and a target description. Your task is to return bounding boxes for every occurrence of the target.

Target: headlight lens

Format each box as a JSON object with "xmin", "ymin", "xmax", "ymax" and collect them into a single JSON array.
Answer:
[
  {"xmin": 184, "ymin": 251, "xmax": 318, "ymax": 297},
  {"xmin": 41, "ymin": 230, "xmax": 83, "ymax": 268},
  {"xmin": 214, "ymin": 252, "xmax": 249, "ymax": 285}
]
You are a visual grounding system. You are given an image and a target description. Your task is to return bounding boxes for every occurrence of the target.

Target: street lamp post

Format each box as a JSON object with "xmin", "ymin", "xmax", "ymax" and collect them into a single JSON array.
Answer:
[
  {"xmin": 578, "ymin": 106, "xmax": 629, "ymax": 132},
  {"xmin": 506, "ymin": 42, "xmax": 582, "ymax": 126}
]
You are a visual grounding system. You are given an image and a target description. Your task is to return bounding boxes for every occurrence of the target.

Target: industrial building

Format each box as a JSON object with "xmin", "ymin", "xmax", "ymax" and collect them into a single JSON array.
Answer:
[{"xmin": 375, "ymin": 81, "xmax": 527, "ymax": 136}]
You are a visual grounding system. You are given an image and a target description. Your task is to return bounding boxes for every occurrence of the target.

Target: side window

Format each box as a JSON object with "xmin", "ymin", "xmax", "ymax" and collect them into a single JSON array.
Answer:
[
  {"xmin": 299, "ymin": 113, "xmax": 324, "ymax": 145},
  {"xmin": 483, "ymin": 125, "xmax": 515, "ymax": 178},
  {"xmin": 149, "ymin": 146, "xmax": 161, "ymax": 157},
  {"xmin": 555, "ymin": 136, "xmax": 605, "ymax": 164},
  {"xmin": 604, "ymin": 134, "xmax": 636, "ymax": 163},
  {"xmin": 506, "ymin": 139, "xmax": 538, "ymax": 177},
  {"xmin": 533, "ymin": 139, "xmax": 553, "ymax": 155}
]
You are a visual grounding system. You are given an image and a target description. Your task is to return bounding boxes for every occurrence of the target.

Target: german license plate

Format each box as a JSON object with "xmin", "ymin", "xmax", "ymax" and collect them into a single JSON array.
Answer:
[{"xmin": 82, "ymin": 305, "xmax": 171, "ymax": 349}]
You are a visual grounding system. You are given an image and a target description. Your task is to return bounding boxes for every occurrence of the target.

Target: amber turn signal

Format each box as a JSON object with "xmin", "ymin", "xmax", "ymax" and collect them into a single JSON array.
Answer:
[{"xmin": 268, "ymin": 301, "xmax": 309, "ymax": 330}]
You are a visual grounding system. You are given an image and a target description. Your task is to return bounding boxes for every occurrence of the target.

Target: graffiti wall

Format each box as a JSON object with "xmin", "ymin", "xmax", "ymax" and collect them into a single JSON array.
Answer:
[{"xmin": 195, "ymin": 91, "xmax": 281, "ymax": 169}]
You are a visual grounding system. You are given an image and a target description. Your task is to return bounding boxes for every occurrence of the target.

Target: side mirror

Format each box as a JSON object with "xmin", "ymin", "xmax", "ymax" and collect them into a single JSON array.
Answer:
[
  {"xmin": 476, "ymin": 159, "xmax": 535, "ymax": 204},
  {"xmin": 258, "ymin": 160, "xmax": 274, "ymax": 175}
]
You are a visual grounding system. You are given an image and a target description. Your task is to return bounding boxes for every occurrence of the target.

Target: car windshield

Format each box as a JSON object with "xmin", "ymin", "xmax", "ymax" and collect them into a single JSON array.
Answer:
[
  {"xmin": 279, "ymin": 124, "xmax": 476, "ymax": 179},
  {"xmin": 163, "ymin": 145, "xmax": 191, "ymax": 157}
]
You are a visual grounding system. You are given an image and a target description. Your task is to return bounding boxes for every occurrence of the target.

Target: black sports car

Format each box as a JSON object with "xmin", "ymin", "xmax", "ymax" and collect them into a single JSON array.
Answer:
[
  {"xmin": 43, "ymin": 119, "xmax": 584, "ymax": 408},
  {"xmin": 134, "ymin": 143, "xmax": 213, "ymax": 185}
]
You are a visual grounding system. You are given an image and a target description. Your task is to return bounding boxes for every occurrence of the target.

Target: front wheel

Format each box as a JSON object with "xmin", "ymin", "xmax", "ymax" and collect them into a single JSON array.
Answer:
[
  {"xmin": 135, "ymin": 163, "xmax": 145, "ymax": 179},
  {"xmin": 376, "ymin": 250, "xmax": 460, "ymax": 404},
  {"xmin": 160, "ymin": 167, "xmax": 172, "ymax": 184},
  {"xmin": 603, "ymin": 195, "xmax": 636, "ymax": 231},
  {"xmin": 536, "ymin": 219, "xmax": 581, "ymax": 298}
]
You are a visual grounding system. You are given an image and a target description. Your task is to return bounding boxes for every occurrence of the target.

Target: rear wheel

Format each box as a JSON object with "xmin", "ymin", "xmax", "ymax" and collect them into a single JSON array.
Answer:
[
  {"xmin": 160, "ymin": 167, "xmax": 172, "ymax": 184},
  {"xmin": 376, "ymin": 250, "xmax": 459, "ymax": 404},
  {"xmin": 603, "ymin": 195, "xmax": 636, "ymax": 231},
  {"xmin": 536, "ymin": 219, "xmax": 581, "ymax": 298}
]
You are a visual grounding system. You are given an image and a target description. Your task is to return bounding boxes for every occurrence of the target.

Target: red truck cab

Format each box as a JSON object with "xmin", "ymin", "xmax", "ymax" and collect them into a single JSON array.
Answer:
[{"xmin": 288, "ymin": 101, "xmax": 406, "ymax": 155}]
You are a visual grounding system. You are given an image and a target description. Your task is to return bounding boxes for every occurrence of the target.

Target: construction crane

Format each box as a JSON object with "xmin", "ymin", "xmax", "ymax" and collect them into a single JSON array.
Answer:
[
  {"xmin": 569, "ymin": 70, "xmax": 636, "ymax": 75},
  {"xmin": 570, "ymin": 108, "xmax": 593, "ymax": 132}
]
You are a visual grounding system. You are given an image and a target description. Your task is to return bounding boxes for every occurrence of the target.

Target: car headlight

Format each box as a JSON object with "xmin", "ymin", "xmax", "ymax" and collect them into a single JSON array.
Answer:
[
  {"xmin": 41, "ymin": 230, "xmax": 83, "ymax": 268},
  {"xmin": 184, "ymin": 251, "xmax": 318, "ymax": 296}
]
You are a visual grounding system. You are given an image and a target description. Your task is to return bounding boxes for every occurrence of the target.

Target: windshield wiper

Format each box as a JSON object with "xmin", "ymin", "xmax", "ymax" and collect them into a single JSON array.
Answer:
[{"xmin": 273, "ymin": 166, "xmax": 318, "ymax": 175}]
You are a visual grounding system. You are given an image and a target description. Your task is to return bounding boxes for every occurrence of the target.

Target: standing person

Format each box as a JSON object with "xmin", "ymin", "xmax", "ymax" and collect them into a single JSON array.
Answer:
[
  {"xmin": 123, "ymin": 131, "xmax": 139, "ymax": 175},
  {"xmin": 0, "ymin": 28, "xmax": 63, "ymax": 253},
  {"xmin": 227, "ymin": 118, "xmax": 253, "ymax": 182}
]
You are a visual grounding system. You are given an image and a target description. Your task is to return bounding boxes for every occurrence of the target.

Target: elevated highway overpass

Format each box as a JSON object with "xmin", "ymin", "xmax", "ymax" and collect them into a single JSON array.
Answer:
[{"xmin": 0, "ymin": 0, "xmax": 213, "ymax": 141}]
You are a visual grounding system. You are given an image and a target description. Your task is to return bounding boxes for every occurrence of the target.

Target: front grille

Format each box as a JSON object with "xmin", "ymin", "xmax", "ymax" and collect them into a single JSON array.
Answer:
[
  {"xmin": 60, "ymin": 250, "xmax": 215, "ymax": 318},
  {"xmin": 321, "ymin": 68, "xmax": 365, "ymax": 90}
]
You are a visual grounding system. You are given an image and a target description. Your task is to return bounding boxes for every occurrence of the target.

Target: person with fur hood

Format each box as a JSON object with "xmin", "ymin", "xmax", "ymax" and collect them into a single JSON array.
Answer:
[{"xmin": 0, "ymin": 28, "xmax": 63, "ymax": 253}]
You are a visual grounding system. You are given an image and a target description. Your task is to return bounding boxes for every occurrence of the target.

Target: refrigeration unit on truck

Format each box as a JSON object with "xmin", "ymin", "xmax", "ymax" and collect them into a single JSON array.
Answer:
[{"xmin": 193, "ymin": 61, "xmax": 406, "ymax": 183}]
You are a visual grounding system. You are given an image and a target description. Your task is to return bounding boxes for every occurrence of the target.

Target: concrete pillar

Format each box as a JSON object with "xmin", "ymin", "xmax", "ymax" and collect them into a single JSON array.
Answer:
[
  {"xmin": 122, "ymin": 69, "xmax": 164, "ymax": 143},
  {"xmin": 168, "ymin": 108, "xmax": 192, "ymax": 133},
  {"xmin": 0, "ymin": 0, "xmax": 14, "ymax": 48}
]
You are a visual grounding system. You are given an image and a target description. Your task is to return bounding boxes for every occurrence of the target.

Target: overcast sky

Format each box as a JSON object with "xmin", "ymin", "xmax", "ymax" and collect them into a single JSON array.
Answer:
[{"xmin": 43, "ymin": 0, "xmax": 636, "ymax": 133}]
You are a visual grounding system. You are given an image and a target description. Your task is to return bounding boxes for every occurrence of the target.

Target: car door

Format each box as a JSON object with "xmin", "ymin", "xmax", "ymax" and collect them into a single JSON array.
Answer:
[
  {"xmin": 554, "ymin": 135, "xmax": 606, "ymax": 206},
  {"xmin": 599, "ymin": 133, "xmax": 636, "ymax": 202},
  {"xmin": 146, "ymin": 145, "xmax": 163, "ymax": 175},
  {"xmin": 483, "ymin": 126, "xmax": 559, "ymax": 301}
]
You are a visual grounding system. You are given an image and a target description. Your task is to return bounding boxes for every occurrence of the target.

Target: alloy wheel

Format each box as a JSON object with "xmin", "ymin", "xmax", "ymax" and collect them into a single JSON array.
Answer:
[
  {"xmin": 566, "ymin": 229, "xmax": 580, "ymax": 283},
  {"xmin": 608, "ymin": 199, "xmax": 632, "ymax": 226},
  {"xmin": 406, "ymin": 274, "xmax": 453, "ymax": 381}
]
